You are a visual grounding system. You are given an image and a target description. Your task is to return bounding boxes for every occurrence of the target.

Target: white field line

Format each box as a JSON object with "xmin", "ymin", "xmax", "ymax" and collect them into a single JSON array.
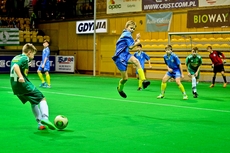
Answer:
[{"xmin": 1, "ymin": 86, "xmax": 229, "ymax": 113}]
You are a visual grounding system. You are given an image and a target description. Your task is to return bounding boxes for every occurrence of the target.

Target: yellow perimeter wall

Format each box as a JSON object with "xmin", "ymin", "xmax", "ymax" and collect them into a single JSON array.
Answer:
[{"xmin": 38, "ymin": 12, "xmax": 230, "ymax": 74}]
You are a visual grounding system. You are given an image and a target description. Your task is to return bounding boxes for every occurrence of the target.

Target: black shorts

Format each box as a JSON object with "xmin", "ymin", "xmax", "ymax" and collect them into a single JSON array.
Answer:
[{"xmin": 213, "ymin": 64, "xmax": 225, "ymax": 73}]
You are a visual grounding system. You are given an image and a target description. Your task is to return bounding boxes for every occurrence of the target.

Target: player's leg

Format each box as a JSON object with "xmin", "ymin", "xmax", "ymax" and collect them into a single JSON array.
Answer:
[
  {"xmin": 157, "ymin": 74, "xmax": 170, "ymax": 98},
  {"xmin": 117, "ymin": 71, "xmax": 128, "ymax": 98},
  {"xmin": 39, "ymin": 99, "xmax": 55, "ymax": 130},
  {"xmin": 210, "ymin": 66, "xmax": 217, "ymax": 87},
  {"xmin": 191, "ymin": 75, "xmax": 198, "ymax": 98},
  {"xmin": 37, "ymin": 66, "xmax": 46, "ymax": 87},
  {"xmin": 221, "ymin": 66, "xmax": 227, "ymax": 87},
  {"xmin": 17, "ymin": 95, "xmax": 45, "ymax": 130},
  {"xmin": 44, "ymin": 64, "xmax": 51, "ymax": 88},
  {"xmin": 136, "ymin": 73, "xmax": 142, "ymax": 90},
  {"xmin": 174, "ymin": 71, "xmax": 188, "ymax": 100},
  {"xmin": 45, "ymin": 71, "xmax": 51, "ymax": 88},
  {"xmin": 31, "ymin": 104, "xmax": 46, "ymax": 130},
  {"xmin": 129, "ymin": 56, "xmax": 150, "ymax": 89},
  {"xmin": 29, "ymin": 88, "xmax": 56, "ymax": 130},
  {"xmin": 193, "ymin": 71, "xmax": 200, "ymax": 98}
]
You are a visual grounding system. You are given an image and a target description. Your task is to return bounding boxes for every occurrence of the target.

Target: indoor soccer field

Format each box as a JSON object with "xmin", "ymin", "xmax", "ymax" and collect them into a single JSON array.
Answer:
[{"xmin": 0, "ymin": 73, "xmax": 230, "ymax": 153}]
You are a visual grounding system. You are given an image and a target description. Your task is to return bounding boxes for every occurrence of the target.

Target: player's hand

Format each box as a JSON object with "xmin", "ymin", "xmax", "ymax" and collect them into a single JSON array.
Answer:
[
  {"xmin": 211, "ymin": 64, "xmax": 214, "ymax": 68},
  {"xmin": 223, "ymin": 60, "xmax": 226, "ymax": 64},
  {"xmin": 18, "ymin": 77, "xmax": 25, "ymax": 83},
  {"xmin": 168, "ymin": 68, "xmax": 173, "ymax": 73},
  {"xmin": 136, "ymin": 33, "xmax": 141, "ymax": 39},
  {"xmin": 136, "ymin": 39, "xmax": 140, "ymax": 44},
  {"xmin": 181, "ymin": 74, "xmax": 184, "ymax": 78},
  {"xmin": 187, "ymin": 73, "xmax": 191, "ymax": 77},
  {"xmin": 195, "ymin": 72, "xmax": 198, "ymax": 77},
  {"xmin": 149, "ymin": 65, "xmax": 152, "ymax": 69}
]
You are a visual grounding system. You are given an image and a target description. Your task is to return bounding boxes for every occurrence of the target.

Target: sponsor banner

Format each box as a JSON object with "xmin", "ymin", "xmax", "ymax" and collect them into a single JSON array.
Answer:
[
  {"xmin": 76, "ymin": 19, "xmax": 107, "ymax": 34},
  {"xmin": 0, "ymin": 28, "xmax": 19, "ymax": 46},
  {"xmin": 107, "ymin": 0, "xmax": 142, "ymax": 14},
  {"xmin": 199, "ymin": 0, "xmax": 230, "ymax": 7},
  {"xmin": 187, "ymin": 8, "xmax": 230, "ymax": 28},
  {"xmin": 55, "ymin": 56, "xmax": 75, "ymax": 72},
  {"xmin": 0, "ymin": 56, "xmax": 55, "ymax": 72},
  {"xmin": 143, "ymin": 0, "xmax": 198, "ymax": 10},
  {"xmin": 146, "ymin": 12, "xmax": 172, "ymax": 32}
]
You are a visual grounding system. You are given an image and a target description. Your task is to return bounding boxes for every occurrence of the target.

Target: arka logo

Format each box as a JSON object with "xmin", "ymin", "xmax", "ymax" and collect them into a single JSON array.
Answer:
[{"xmin": 108, "ymin": 0, "xmax": 121, "ymax": 10}]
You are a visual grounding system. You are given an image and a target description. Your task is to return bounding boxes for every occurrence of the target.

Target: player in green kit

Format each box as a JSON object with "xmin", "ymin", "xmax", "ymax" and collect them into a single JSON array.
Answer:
[
  {"xmin": 185, "ymin": 47, "xmax": 202, "ymax": 98},
  {"xmin": 10, "ymin": 43, "xmax": 56, "ymax": 130}
]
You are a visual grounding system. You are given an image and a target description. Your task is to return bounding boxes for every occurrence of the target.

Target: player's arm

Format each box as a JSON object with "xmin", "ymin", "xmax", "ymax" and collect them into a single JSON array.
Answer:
[
  {"xmin": 129, "ymin": 39, "xmax": 140, "ymax": 50},
  {"xmin": 148, "ymin": 60, "xmax": 152, "ymax": 68},
  {"xmin": 42, "ymin": 57, "xmax": 48, "ymax": 67},
  {"xmin": 164, "ymin": 58, "xmax": 172, "ymax": 72},
  {"xmin": 145, "ymin": 53, "xmax": 152, "ymax": 68},
  {"xmin": 13, "ymin": 64, "xmax": 25, "ymax": 82},
  {"xmin": 129, "ymin": 33, "xmax": 141, "ymax": 50},
  {"xmin": 217, "ymin": 51, "xmax": 226, "ymax": 63},
  {"xmin": 185, "ymin": 57, "xmax": 190, "ymax": 74},
  {"xmin": 196, "ymin": 57, "xmax": 202, "ymax": 75}
]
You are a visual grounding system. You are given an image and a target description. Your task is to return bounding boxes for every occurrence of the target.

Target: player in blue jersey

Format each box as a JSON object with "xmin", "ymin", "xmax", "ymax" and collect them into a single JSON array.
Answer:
[
  {"xmin": 133, "ymin": 44, "xmax": 152, "ymax": 90},
  {"xmin": 10, "ymin": 43, "xmax": 56, "ymax": 130},
  {"xmin": 37, "ymin": 39, "xmax": 51, "ymax": 88},
  {"xmin": 112, "ymin": 20, "xmax": 150, "ymax": 98},
  {"xmin": 157, "ymin": 45, "xmax": 188, "ymax": 100}
]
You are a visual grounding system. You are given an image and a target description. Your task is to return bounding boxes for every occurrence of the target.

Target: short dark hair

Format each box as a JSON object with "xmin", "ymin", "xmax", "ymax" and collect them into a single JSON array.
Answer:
[
  {"xmin": 207, "ymin": 46, "xmax": 212, "ymax": 49},
  {"xmin": 192, "ymin": 47, "xmax": 198, "ymax": 52},
  {"xmin": 165, "ymin": 44, "xmax": 172, "ymax": 50},
  {"xmin": 137, "ymin": 44, "xmax": 142, "ymax": 48}
]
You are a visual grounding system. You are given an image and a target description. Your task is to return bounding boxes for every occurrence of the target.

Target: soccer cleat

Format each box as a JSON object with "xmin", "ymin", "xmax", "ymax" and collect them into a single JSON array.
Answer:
[
  {"xmin": 209, "ymin": 84, "xmax": 214, "ymax": 88},
  {"xmin": 193, "ymin": 92, "xmax": 198, "ymax": 98},
  {"xmin": 157, "ymin": 94, "xmax": 164, "ymax": 99},
  {"xmin": 39, "ymin": 82, "xmax": 47, "ymax": 88},
  {"xmin": 44, "ymin": 84, "xmax": 51, "ymax": 88},
  {"xmin": 41, "ymin": 119, "xmax": 56, "ymax": 130},
  {"xmin": 137, "ymin": 87, "xmax": 142, "ymax": 91},
  {"xmin": 183, "ymin": 95, "xmax": 188, "ymax": 100},
  {"xmin": 142, "ymin": 80, "xmax": 150, "ymax": 89},
  {"xmin": 223, "ymin": 83, "xmax": 227, "ymax": 88},
  {"xmin": 117, "ymin": 87, "xmax": 127, "ymax": 98},
  {"xmin": 38, "ymin": 124, "xmax": 46, "ymax": 130}
]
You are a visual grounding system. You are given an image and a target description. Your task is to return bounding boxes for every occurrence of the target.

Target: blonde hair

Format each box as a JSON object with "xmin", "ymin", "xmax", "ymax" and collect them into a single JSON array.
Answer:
[
  {"xmin": 125, "ymin": 20, "xmax": 136, "ymax": 28},
  {"xmin": 22, "ymin": 43, "xmax": 37, "ymax": 54}
]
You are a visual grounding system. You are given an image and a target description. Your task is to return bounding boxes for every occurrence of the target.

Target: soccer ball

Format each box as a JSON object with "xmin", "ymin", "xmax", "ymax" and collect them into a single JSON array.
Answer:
[{"xmin": 54, "ymin": 115, "xmax": 68, "ymax": 130}]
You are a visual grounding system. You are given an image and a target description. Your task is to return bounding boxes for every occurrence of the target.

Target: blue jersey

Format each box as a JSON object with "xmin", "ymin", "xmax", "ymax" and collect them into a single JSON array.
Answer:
[
  {"xmin": 38, "ymin": 47, "xmax": 50, "ymax": 71},
  {"xmin": 134, "ymin": 51, "xmax": 150, "ymax": 69},
  {"xmin": 42, "ymin": 47, "xmax": 50, "ymax": 64},
  {"xmin": 112, "ymin": 29, "xmax": 135, "ymax": 71},
  {"xmin": 163, "ymin": 53, "xmax": 181, "ymax": 71},
  {"xmin": 114, "ymin": 29, "xmax": 135, "ymax": 57}
]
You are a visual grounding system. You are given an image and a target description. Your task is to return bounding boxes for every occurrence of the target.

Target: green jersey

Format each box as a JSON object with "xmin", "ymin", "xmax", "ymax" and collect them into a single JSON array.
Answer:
[
  {"xmin": 185, "ymin": 54, "xmax": 202, "ymax": 70},
  {"xmin": 10, "ymin": 54, "xmax": 35, "ymax": 95}
]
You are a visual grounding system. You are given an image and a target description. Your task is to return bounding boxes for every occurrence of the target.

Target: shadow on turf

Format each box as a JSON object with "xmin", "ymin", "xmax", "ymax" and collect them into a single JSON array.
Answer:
[{"xmin": 34, "ymin": 129, "xmax": 87, "ymax": 139}]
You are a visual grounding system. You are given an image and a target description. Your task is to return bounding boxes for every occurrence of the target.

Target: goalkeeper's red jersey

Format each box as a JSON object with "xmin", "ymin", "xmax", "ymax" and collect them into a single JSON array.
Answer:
[{"xmin": 209, "ymin": 51, "xmax": 225, "ymax": 66}]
